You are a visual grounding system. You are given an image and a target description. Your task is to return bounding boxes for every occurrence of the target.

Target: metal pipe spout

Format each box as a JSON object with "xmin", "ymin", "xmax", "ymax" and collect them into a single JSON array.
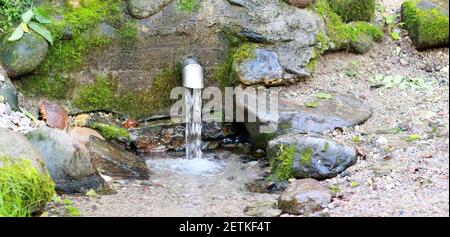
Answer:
[{"xmin": 181, "ymin": 57, "xmax": 204, "ymax": 89}]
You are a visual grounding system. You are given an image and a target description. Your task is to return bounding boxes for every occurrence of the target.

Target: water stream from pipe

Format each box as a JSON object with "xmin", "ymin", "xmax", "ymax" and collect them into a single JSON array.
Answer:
[{"xmin": 185, "ymin": 88, "xmax": 203, "ymax": 160}]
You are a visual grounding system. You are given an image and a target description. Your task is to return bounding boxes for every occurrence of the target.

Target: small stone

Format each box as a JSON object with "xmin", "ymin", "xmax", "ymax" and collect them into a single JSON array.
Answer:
[
  {"xmin": 278, "ymin": 178, "xmax": 332, "ymax": 215},
  {"xmin": 244, "ymin": 201, "xmax": 282, "ymax": 217},
  {"xmin": 376, "ymin": 136, "xmax": 388, "ymax": 145},
  {"xmin": 68, "ymin": 127, "xmax": 104, "ymax": 146},
  {"xmin": 74, "ymin": 114, "xmax": 90, "ymax": 127},
  {"xmin": 39, "ymin": 101, "xmax": 68, "ymax": 130}
]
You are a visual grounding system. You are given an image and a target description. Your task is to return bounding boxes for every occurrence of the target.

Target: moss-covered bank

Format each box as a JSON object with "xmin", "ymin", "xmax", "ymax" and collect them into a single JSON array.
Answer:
[{"xmin": 328, "ymin": 0, "xmax": 376, "ymax": 22}]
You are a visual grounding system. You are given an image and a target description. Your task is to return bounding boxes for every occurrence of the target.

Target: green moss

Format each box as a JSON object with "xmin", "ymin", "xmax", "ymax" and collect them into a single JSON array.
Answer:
[
  {"xmin": 18, "ymin": 0, "xmax": 127, "ymax": 98},
  {"xmin": 73, "ymin": 65, "xmax": 181, "ymax": 118},
  {"xmin": 213, "ymin": 33, "xmax": 255, "ymax": 89},
  {"xmin": 119, "ymin": 19, "xmax": 138, "ymax": 42},
  {"xmin": 73, "ymin": 74, "xmax": 116, "ymax": 112},
  {"xmin": 19, "ymin": 74, "xmax": 75, "ymax": 100},
  {"xmin": 300, "ymin": 147, "xmax": 313, "ymax": 166},
  {"xmin": 315, "ymin": 0, "xmax": 384, "ymax": 53},
  {"xmin": 270, "ymin": 144, "xmax": 296, "ymax": 181},
  {"xmin": 328, "ymin": 0, "xmax": 376, "ymax": 22},
  {"xmin": 402, "ymin": 0, "xmax": 449, "ymax": 49},
  {"xmin": 90, "ymin": 122, "xmax": 130, "ymax": 141},
  {"xmin": 0, "ymin": 157, "xmax": 55, "ymax": 217}
]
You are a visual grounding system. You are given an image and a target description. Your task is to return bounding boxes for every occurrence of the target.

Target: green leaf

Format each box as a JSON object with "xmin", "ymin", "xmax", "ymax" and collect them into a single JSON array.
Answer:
[
  {"xmin": 315, "ymin": 92, "xmax": 333, "ymax": 100},
  {"xmin": 33, "ymin": 9, "xmax": 52, "ymax": 24},
  {"xmin": 390, "ymin": 31, "xmax": 400, "ymax": 40},
  {"xmin": 85, "ymin": 189, "xmax": 98, "ymax": 197},
  {"xmin": 21, "ymin": 9, "xmax": 34, "ymax": 24},
  {"xmin": 65, "ymin": 206, "xmax": 81, "ymax": 217},
  {"xmin": 404, "ymin": 134, "xmax": 421, "ymax": 142},
  {"xmin": 20, "ymin": 22, "xmax": 29, "ymax": 33},
  {"xmin": 28, "ymin": 21, "xmax": 53, "ymax": 45},
  {"xmin": 8, "ymin": 25, "xmax": 24, "ymax": 41},
  {"xmin": 305, "ymin": 101, "xmax": 320, "ymax": 108},
  {"xmin": 19, "ymin": 107, "xmax": 39, "ymax": 125}
]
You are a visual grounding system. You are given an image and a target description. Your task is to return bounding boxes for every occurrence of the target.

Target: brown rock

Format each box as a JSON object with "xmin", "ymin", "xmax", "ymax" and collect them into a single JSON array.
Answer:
[
  {"xmin": 278, "ymin": 178, "xmax": 332, "ymax": 215},
  {"xmin": 283, "ymin": 0, "xmax": 314, "ymax": 8},
  {"xmin": 39, "ymin": 101, "xmax": 68, "ymax": 130},
  {"xmin": 68, "ymin": 127, "xmax": 104, "ymax": 146},
  {"xmin": 88, "ymin": 136, "xmax": 150, "ymax": 179},
  {"xmin": 122, "ymin": 119, "xmax": 139, "ymax": 129}
]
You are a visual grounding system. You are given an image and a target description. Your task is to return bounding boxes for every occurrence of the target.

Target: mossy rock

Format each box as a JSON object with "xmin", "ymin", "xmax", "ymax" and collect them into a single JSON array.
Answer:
[
  {"xmin": 0, "ymin": 32, "xmax": 48, "ymax": 78},
  {"xmin": 0, "ymin": 128, "xmax": 55, "ymax": 217},
  {"xmin": 328, "ymin": 0, "xmax": 376, "ymax": 22},
  {"xmin": 402, "ymin": 0, "xmax": 449, "ymax": 50}
]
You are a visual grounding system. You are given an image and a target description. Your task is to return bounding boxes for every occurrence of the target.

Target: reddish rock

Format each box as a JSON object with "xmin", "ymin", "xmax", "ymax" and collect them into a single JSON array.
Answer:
[
  {"xmin": 283, "ymin": 0, "xmax": 314, "ymax": 8},
  {"xmin": 39, "ymin": 101, "xmax": 68, "ymax": 130},
  {"xmin": 122, "ymin": 119, "xmax": 139, "ymax": 129}
]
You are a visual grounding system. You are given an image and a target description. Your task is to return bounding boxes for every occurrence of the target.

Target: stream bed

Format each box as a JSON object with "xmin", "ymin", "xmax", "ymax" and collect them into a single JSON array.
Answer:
[{"xmin": 62, "ymin": 150, "xmax": 278, "ymax": 217}]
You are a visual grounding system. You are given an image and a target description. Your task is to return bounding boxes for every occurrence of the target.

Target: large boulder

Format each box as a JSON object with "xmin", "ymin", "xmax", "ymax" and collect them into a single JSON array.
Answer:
[
  {"xmin": 127, "ymin": 0, "xmax": 173, "ymax": 19},
  {"xmin": 233, "ymin": 47, "xmax": 285, "ymax": 86},
  {"xmin": 0, "ymin": 32, "xmax": 48, "ymax": 78},
  {"xmin": 88, "ymin": 136, "xmax": 150, "ymax": 179},
  {"xmin": 278, "ymin": 178, "xmax": 332, "ymax": 215},
  {"xmin": 26, "ymin": 127, "xmax": 107, "ymax": 194},
  {"xmin": 0, "ymin": 128, "xmax": 47, "ymax": 174},
  {"xmin": 267, "ymin": 133, "xmax": 357, "ymax": 180},
  {"xmin": 0, "ymin": 66, "xmax": 18, "ymax": 111},
  {"xmin": 402, "ymin": 0, "xmax": 449, "ymax": 50},
  {"xmin": 238, "ymin": 92, "xmax": 372, "ymax": 148}
]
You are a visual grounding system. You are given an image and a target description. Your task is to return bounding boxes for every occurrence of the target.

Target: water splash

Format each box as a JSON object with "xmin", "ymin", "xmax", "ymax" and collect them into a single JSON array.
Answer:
[{"xmin": 185, "ymin": 88, "xmax": 203, "ymax": 159}]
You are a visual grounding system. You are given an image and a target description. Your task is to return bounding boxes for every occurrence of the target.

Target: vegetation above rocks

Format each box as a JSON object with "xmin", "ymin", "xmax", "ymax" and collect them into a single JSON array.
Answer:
[
  {"xmin": 0, "ymin": 156, "xmax": 54, "ymax": 217},
  {"xmin": 402, "ymin": 0, "xmax": 449, "ymax": 49},
  {"xmin": 18, "ymin": 0, "xmax": 137, "ymax": 100},
  {"xmin": 315, "ymin": 0, "xmax": 383, "ymax": 54},
  {"xmin": 89, "ymin": 122, "xmax": 130, "ymax": 142},
  {"xmin": 328, "ymin": 0, "xmax": 376, "ymax": 22},
  {"xmin": 0, "ymin": 0, "xmax": 36, "ymax": 34},
  {"xmin": 73, "ymin": 65, "xmax": 181, "ymax": 118},
  {"xmin": 270, "ymin": 144, "xmax": 296, "ymax": 181}
]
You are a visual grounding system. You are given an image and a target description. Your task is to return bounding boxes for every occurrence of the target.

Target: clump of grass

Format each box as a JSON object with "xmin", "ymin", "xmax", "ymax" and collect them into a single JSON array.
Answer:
[
  {"xmin": 90, "ymin": 122, "xmax": 130, "ymax": 141},
  {"xmin": 0, "ymin": 157, "xmax": 55, "ymax": 217},
  {"xmin": 270, "ymin": 144, "xmax": 297, "ymax": 181}
]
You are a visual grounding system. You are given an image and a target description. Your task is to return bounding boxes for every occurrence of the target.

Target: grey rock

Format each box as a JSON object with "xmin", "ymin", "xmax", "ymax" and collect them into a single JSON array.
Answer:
[
  {"xmin": 234, "ymin": 48, "xmax": 284, "ymax": 86},
  {"xmin": 244, "ymin": 201, "xmax": 282, "ymax": 217},
  {"xmin": 128, "ymin": 0, "xmax": 173, "ymax": 19},
  {"xmin": 0, "ymin": 32, "xmax": 48, "ymax": 78},
  {"xmin": 239, "ymin": 92, "xmax": 372, "ymax": 148},
  {"xmin": 88, "ymin": 136, "xmax": 150, "ymax": 179},
  {"xmin": 0, "ymin": 67, "xmax": 18, "ymax": 111},
  {"xmin": 26, "ymin": 127, "xmax": 106, "ymax": 194},
  {"xmin": 0, "ymin": 128, "xmax": 47, "ymax": 174},
  {"xmin": 278, "ymin": 178, "xmax": 332, "ymax": 215},
  {"xmin": 267, "ymin": 133, "xmax": 358, "ymax": 179}
]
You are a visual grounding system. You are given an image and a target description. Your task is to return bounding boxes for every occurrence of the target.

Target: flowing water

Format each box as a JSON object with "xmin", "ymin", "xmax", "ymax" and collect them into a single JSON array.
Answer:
[{"xmin": 185, "ymin": 88, "xmax": 203, "ymax": 160}]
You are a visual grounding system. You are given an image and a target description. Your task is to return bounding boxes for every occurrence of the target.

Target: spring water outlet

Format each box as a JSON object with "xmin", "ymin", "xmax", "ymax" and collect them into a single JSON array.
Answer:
[{"xmin": 182, "ymin": 58, "xmax": 204, "ymax": 89}]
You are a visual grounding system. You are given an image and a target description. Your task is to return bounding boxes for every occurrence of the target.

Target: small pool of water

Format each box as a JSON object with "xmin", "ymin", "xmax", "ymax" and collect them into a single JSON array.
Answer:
[
  {"xmin": 147, "ymin": 153, "xmax": 226, "ymax": 176},
  {"xmin": 67, "ymin": 150, "xmax": 278, "ymax": 217}
]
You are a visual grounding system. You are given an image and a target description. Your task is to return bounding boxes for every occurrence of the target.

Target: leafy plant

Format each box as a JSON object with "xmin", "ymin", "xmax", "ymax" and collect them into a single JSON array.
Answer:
[
  {"xmin": 370, "ymin": 74, "xmax": 433, "ymax": 90},
  {"xmin": 384, "ymin": 14, "xmax": 401, "ymax": 41},
  {"xmin": 177, "ymin": 0, "xmax": 199, "ymax": 12},
  {"xmin": 0, "ymin": 0, "xmax": 35, "ymax": 34},
  {"xmin": 8, "ymin": 7, "xmax": 53, "ymax": 44}
]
